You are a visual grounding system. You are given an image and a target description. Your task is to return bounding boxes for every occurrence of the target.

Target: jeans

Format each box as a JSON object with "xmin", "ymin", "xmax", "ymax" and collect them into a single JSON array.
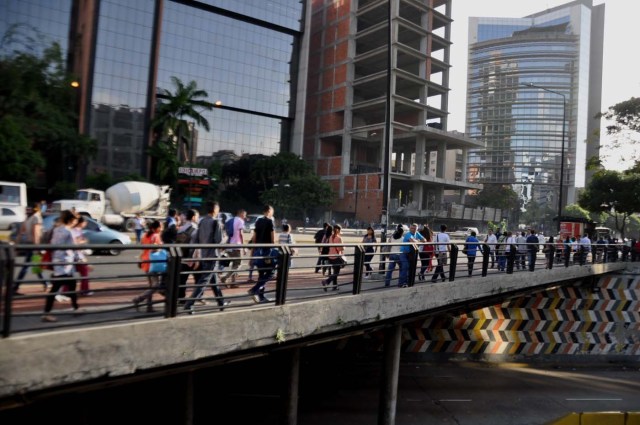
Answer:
[
  {"xmin": 184, "ymin": 260, "xmax": 224, "ymax": 309},
  {"xmin": 431, "ymin": 252, "xmax": 447, "ymax": 282},
  {"xmin": 385, "ymin": 254, "xmax": 406, "ymax": 287},
  {"xmin": 15, "ymin": 249, "xmax": 47, "ymax": 292},
  {"xmin": 527, "ymin": 250, "xmax": 536, "ymax": 271},
  {"xmin": 467, "ymin": 255, "xmax": 477, "ymax": 276}
]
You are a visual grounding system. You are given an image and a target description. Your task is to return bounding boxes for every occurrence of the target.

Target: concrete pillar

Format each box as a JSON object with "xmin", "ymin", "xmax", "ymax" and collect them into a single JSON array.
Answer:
[
  {"xmin": 378, "ymin": 324, "xmax": 402, "ymax": 425},
  {"xmin": 283, "ymin": 347, "xmax": 301, "ymax": 425},
  {"xmin": 436, "ymin": 143, "xmax": 446, "ymax": 178},
  {"xmin": 183, "ymin": 371, "xmax": 194, "ymax": 425}
]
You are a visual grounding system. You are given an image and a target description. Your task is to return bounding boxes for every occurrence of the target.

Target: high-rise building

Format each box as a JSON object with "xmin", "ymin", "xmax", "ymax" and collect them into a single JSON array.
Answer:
[
  {"xmin": 303, "ymin": 0, "xmax": 482, "ymax": 225},
  {"xmin": 0, "ymin": 0, "xmax": 306, "ymax": 179},
  {"xmin": 466, "ymin": 0, "xmax": 605, "ymax": 219}
]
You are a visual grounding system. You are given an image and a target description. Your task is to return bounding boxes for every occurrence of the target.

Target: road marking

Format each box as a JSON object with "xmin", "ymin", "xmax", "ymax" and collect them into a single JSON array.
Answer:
[
  {"xmin": 439, "ymin": 399, "xmax": 472, "ymax": 402},
  {"xmin": 565, "ymin": 398, "xmax": 623, "ymax": 401}
]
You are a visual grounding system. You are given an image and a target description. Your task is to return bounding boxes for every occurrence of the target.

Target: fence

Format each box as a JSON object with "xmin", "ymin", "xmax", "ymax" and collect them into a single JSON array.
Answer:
[{"xmin": 0, "ymin": 240, "xmax": 635, "ymax": 337}]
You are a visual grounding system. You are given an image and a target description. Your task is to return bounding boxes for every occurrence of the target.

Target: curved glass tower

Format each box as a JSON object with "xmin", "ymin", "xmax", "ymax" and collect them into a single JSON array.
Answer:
[{"xmin": 466, "ymin": 0, "xmax": 604, "ymax": 218}]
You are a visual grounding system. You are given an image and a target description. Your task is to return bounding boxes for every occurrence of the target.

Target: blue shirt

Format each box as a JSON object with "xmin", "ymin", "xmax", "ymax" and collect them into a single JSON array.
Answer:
[
  {"xmin": 464, "ymin": 236, "xmax": 480, "ymax": 256},
  {"xmin": 400, "ymin": 231, "xmax": 425, "ymax": 254}
]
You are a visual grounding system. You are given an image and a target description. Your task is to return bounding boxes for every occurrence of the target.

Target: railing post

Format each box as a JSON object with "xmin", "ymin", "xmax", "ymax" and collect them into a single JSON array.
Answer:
[
  {"xmin": 506, "ymin": 245, "xmax": 516, "ymax": 274},
  {"xmin": 1, "ymin": 244, "xmax": 16, "ymax": 338},
  {"xmin": 448, "ymin": 244, "xmax": 458, "ymax": 281},
  {"xmin": 165, "ymin": 247, "xmax": 181, "ymax": 318},
  {"xmin": 481, "ymin": 244, "xmax": 490, "ymax": 277},
  {"xmin": 275, "ymin": 246, "xmax": 291, "ymax": 306},
  {"xmin": 408, "ymin": 244, "xmax": 419, "ymax": 287},
  {"xmin": 352, "ymin": 245, "xmax": 365, "ymax": 295}
]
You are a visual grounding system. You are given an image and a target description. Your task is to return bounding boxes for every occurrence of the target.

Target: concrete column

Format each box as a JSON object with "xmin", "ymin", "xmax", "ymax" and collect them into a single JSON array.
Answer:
[
  {"xmin": 378, "ymin": 324, "xmax": 402, "ymax": 425},
  {"xmin": 183, "ymin": 371, "xmax": 194, "ymax": 425},
  {"xmin": 283, "ymin": 347, "xmax": 301, "ymax": 425},
  {"xmin": 436, "ymin": 143, "xmax": 446, "ymax": 178}
]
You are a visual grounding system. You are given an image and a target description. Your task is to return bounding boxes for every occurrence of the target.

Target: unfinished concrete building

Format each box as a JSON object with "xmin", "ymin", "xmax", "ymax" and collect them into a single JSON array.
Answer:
[{"xmin": 304, "ymin": 0, "xmax": 483, "ymax": 226}]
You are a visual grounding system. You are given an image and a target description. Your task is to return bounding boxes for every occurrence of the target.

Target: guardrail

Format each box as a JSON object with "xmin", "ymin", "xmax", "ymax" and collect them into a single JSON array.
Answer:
[{"xmin": 1, "ymin": 241, "xmax": 635, "ymax": 337}]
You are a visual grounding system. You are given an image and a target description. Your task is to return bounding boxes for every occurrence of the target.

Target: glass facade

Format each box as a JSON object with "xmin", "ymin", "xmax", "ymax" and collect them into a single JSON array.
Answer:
[
  {"xmin": 157, "ymin": 0, "xmax": 297, "ymax": 158},
  {"xmin": 466, "ymin": 2, "xmax": 601, "ymax": 213},
  {"xmin": 90, "ymin": 0, "xmax": 155, "ymax": 178},
  {"xmin": 0, "ymin": 0, "xmax": 71, "ymax": 55}
]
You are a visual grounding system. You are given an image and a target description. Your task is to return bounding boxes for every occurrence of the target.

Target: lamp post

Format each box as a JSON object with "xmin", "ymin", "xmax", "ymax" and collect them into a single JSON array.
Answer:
[{"xmin": 523, "ymin": 82, "xmax": 566, "ymax": 233}]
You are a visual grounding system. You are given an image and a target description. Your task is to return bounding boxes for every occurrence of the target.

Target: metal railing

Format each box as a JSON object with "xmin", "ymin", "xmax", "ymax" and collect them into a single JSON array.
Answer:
[{"xmin": 0, "ymin": 241, "xmax": 635, "ymax": 337}]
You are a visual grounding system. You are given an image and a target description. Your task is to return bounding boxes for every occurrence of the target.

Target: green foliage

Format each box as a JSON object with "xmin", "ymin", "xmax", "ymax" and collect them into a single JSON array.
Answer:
[
  {"xmin": 475, "ymin": 184, "xmax": 520, "ymax": 210},
  {"xmin": 597, "ymin": 97, "xmax": 640, "ymax": 165},
  {"xmin": 84, "ymin": 173, "xmax": 114, "ymax": 191},
  {"xmin": 0, "ymin": 27, "xmax": 96, "ymax": 186},
  {"xmin": 563, "ymin": 203, "xmax": 591, "ymax": 220},
  {"xmin": 260, "ymin": 174, "xmax": 334, "ymax": 219},
  {"xmin": 578, "ymin": 169, "xmax": 640, "ymax": 239},
  {"xmin": 150, "ymin": 77, "xmax": 215, "ymax": 183},
  {"xmin": 50, "ymin": 181, "xmax": 77, "ymax": 200}
]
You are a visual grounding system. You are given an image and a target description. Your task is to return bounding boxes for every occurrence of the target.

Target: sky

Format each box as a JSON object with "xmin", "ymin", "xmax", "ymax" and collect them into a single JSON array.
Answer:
[{"xmin": 447, "ymin": 0, "xmax": 638, "ymax": 171}]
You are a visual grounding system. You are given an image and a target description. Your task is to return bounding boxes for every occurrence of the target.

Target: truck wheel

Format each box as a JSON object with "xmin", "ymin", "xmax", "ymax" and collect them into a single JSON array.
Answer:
[
  {"xmin": 107, "ymin": 240, "xmax": 123, "ymax": 256},
  {"xmin": 124, "ymin": 218, "xmax": 137, "ymax": 233}
]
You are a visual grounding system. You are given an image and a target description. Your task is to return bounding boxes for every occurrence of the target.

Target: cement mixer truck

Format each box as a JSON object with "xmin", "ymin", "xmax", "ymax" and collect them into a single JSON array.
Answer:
[{"xmin": 50, "ymin": 181, "xmax": 171, "ymax": 231}]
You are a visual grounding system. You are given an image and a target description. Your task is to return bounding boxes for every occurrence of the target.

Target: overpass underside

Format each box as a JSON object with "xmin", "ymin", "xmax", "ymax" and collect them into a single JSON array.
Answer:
[{"xmin": 0, "ymin": 262, "xmax": 631, "ymax": 423}]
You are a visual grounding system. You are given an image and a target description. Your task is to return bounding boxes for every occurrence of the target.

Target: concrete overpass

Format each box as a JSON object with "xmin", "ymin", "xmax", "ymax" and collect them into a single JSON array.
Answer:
[{"xmin": 0, "ymin": 259, "xmax": 630, "ymax": 424}]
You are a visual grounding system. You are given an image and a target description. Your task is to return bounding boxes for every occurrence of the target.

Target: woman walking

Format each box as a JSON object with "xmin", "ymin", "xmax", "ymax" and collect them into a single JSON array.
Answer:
[
  {"xmin": 362, "ymin": 226, "xmax": 377, "ymax": 278},
  {"xmin": 41, "ymin": 210, "xmax": 80, "ymax": 322},
  {"xmin": 133, "ymin": 220, "xmax": 164, "ymax": 312},
  {"xmin": 418, "ymin": 225, "xmax": 434, "ymax": 280},
  {"xmin": 322, "ymin": 224, "xmax": 344, "ymax": 291}
]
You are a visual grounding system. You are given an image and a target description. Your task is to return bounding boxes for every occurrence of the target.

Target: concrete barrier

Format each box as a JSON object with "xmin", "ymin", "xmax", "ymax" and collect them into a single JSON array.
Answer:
[{"xmin": 545, "ymin": 412, "xmax": 640, "ymax": 425}]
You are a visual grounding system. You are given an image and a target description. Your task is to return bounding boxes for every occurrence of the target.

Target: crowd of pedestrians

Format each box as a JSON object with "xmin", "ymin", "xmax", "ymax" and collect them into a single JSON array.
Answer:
[{"xmin": 12, "ymin": 201, "xmax": 640, "ymax": 320}]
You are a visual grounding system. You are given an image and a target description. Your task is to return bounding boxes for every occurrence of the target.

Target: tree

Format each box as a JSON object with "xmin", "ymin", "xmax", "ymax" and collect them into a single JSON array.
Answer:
[
  {"xmin": 597, "ymin": 97, "xmax": 640, "ymax": 165},
  {"xmin": 220, "ymin": 152, "xmax": 336, "ymax": 219},
  {"xmin": 150, "ymin": 77, "xmax": 216, "ymax": 183},
  {"xmin": 563, "ymin": 203, "xmax": 591, "ymax": 220},
  {"xmin": 0, "ymin": 27, "xmax": 96, "ymax": 186},
  {"xmin": 474, "ymin": 184, "xmax": 520, "ymax": 211},
  {"xmin": 578, "ymin": 169, "xmax": 640, "ymax": 239}
]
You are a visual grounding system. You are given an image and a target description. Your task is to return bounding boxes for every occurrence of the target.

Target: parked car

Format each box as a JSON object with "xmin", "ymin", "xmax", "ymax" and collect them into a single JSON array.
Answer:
[
  {"xmin": 0, "ymin": 206, "xmax": 26, "ymax": 230},
  {"xmin": 243, "ymin": 214, "xmax": 263, "ymax": 233},
  {"xmin": 41, "ymin": 213, "xmax": 132, "ymax": 256}
]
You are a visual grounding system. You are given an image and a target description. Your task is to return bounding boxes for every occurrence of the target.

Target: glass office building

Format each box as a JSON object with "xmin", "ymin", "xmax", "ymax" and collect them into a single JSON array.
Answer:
[
  {"xmin": 466, "ymin": 0, "xmax": 604, "ymax": 214},
  {"xmin": 1, "ymin": 0, "xmax": 305, "ymax": 179}
]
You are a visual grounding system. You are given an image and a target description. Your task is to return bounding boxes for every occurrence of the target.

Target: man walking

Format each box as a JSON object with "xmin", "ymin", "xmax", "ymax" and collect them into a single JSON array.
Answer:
[
  {"xmin": 431, "ymin": 224, "xmax": 450, "ymax": 282},
  {"xmin": 184, "ymin": 201, "xmax": 228, "ymax": 313},
  {"xmin": 526, "ymin": 229, "xmax": 540, "ymax": 272},
  {"xmin": 485, "ymin": 229, "xmax": 497, "ymax": 269},
  {"xmin": 220, "ymin": 209, "xmax": 247, "ymax": 288},
  {"xmin": 248, "ymin": 205, "xmax": 276, "ymax": 303}
]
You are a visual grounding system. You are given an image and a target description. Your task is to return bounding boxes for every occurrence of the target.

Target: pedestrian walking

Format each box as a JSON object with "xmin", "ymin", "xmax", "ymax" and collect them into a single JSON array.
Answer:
[
  {"xmin": 176, "ymin": 209, "xmax": 199, "ymax": 301},
  {"xmin": 361, "ymin": 226, "xmax": 377, "ymax": 278},
  {"xmin": 220, "ymin": 209, "xmax": 247, "ymax": 288},
  {"xmin": 132, "ymin": 220, "xmax": 165, "ymax": 312},
  {"xmin": 397, "ymin": 223, "xmax": 425, "ymax": 286},
  {"xmin": 184, "ymin": 201, "xmax": 228, "ymax": 312},
  {"xmin": 322, "ymin": 224, "xmax": 344, "ymax": 291},
  {"xmin": 431, "ymin": 224, "xmax": 450, "ymax": 282},
  {"xmin": 526, "ymin": 229, "xmax": 540, "ymax": 271},
  {"xmin": 72, "ymin": 216, "xmax": 92, "ymax": 295},
  {"xmin": 134, "ymin": 213, "xmax": 145, "ymax": 244},
  {"xmin": 248, "ymin": 205, "xmax": 277, "ymax": 303},
  {"xmin": 41, "ymin": 210, "xmax": 80, "ymax": 322},
  {"xmin": 418, "ymin": 224, "xmax": 434, "ymax": 280},
  {"xmin": 463, "ymin": 231, "xmax": 480, "ymax": 276},
  {"xmin": 383, "ymin": 224, "xmax": 405, "ymax": 287},
  {"xmin": 14, "ymin": 204, "xmax": 47, "ymax": 294},
  {"xmin": 314, "ymin": 223, "xmax": 329, "ymax": 273}
]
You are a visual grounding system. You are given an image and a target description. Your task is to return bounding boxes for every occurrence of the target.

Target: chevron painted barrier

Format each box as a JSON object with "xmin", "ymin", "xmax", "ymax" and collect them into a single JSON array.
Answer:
[{"xmin": 403, "ymin": 271, "xmax": 640, "ymax": 357}]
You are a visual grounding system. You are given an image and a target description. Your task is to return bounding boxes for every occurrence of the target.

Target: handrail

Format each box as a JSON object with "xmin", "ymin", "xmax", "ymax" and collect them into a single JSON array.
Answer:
[{"xmin": 0, "ymin": 240, "xmax": 635, "ymax": 337}]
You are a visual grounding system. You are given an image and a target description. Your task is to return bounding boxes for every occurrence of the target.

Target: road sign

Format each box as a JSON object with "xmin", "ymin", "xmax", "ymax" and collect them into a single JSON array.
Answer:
[{"xmin": 178, "ymin": 167, "xmax": 208, "ymax": 177}]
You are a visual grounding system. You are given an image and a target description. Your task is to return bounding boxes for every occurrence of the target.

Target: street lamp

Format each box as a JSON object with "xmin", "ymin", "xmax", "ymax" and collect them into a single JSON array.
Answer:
[{"xmin": 522, "ymin": 82, "xmax": 566, "ymax": 233}]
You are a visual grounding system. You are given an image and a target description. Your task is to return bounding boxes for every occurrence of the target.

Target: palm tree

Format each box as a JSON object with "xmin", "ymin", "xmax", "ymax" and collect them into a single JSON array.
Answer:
[{"xmin": 150, "ymin": 76, "xmax": 215, "ymax": 181}]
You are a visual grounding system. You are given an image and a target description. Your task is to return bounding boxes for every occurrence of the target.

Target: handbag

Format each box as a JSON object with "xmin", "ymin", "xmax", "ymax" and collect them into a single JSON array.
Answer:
[{"xmin": 340, "ymin": 255, "xmax": 348, "ymax": 266}]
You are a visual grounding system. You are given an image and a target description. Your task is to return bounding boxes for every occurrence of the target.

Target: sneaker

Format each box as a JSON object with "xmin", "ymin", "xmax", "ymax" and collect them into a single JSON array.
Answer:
[
  {"xmin": 55, "ymin": 294, "xmax": 71, "ymax": 303},
  {"xmin": 400, "ymin": 284, "xmax": 408, "ymax": 288},
  {"xmin": 196, "ymin": 299, "xmax": 208, "ymax": 306},
  {"xmin": 363, "ymin": 274, "xmax": 371, "ymax": 280},
  {"xmin": 258, "ymin": 296, "xmax": 271, "ymax": 303},
  {"xmin": 41, "ymin": 314, "xmax": 57, "ymax": 322},
  {"xmin": 252, "ymin": 294, "xmax": 261, "ymax": 303}
]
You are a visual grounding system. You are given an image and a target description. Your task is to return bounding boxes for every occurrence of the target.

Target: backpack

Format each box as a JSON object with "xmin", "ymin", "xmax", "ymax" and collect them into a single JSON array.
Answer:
[
  {"xmin": 175, "ymin": 225, "xmax": 195, "ymax": 244},
  {"xmin": 224, "ymin": 217, "xmax": 235, "ymax": 240},
  {"xmin": 161, "ymin": 223, "xmax": 177, "ymax": 244}
]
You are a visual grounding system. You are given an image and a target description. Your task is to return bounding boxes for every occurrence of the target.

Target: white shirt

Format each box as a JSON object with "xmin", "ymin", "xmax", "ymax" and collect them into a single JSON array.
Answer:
[
  {"xmin": 486, "ymin": 234, "xmax": 497, "ymax": 251},
  {"xmin": 434, "ymin": 232, "xmax": 450, "ymax": 253}
]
